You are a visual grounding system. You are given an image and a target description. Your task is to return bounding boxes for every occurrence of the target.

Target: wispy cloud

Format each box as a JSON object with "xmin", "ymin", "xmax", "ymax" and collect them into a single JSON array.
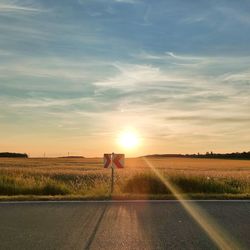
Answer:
[
  {"xmin": 113, "ymin": 0, "xmax": 138, "ymax": 4},
  {"xmin": 216, "ymin": 5, "xmax": 250, "ymax": 25},
  {"xmin": 0, "ymin": 1, "xmax": 44, "ymax": 13},
  {"xmin": 0, "ymin": 4, "xmax": 38, "ymax": 12},
  {"xmin": 94, "ymin": 63, "xmax": 189, "ymax": 87},
  {"xmin": 166, "ymin": 52, "xmax": 204, "ymax": 61},
  {"xmin": 166, "ymin": 115, "xmax": 250, "ymax": 124},
  {"xmin": 222, "ymin": 71, "xmax": 250, "ymax": 82},
  {"xmin": 0, "ymin": 57, "xmax": 114, "ymax": 83},
  {"xmin": 10, "ymin": 97, "xmax": 94, "ymax": 108}
]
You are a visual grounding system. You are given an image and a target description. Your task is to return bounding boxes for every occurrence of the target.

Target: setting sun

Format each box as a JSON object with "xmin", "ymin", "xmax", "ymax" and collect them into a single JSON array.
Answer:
[{"xmin": 118, "ymin": 131, "xmax": 139, "ymax": 149}]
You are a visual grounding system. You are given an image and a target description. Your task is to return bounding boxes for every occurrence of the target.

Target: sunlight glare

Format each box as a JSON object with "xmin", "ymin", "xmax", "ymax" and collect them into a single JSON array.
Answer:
[{"xmin": 119, "ymin": 130, "xmax": 139, "ymax": 149}]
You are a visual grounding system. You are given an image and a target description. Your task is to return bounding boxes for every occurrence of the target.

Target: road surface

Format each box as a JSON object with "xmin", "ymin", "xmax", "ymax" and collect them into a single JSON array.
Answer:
[{"xmin": 0, "ymin": 201, "xmax": 249, "ymax": 250}]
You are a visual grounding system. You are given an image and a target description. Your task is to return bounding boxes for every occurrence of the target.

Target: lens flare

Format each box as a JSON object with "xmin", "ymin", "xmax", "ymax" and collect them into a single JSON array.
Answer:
[{"xmin": 143, "ymin": 157, "xmax": 241, "ymax": 250}]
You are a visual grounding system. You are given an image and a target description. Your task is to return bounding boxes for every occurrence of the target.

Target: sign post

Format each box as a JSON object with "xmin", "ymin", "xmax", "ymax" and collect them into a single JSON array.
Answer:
[
  {"xmin": 104, "ymin": 153, "xmax": 125, "ymax": 194},
  {"xmin": 111, "ymin": 152, "xmax": 114, "ymax": 193}
]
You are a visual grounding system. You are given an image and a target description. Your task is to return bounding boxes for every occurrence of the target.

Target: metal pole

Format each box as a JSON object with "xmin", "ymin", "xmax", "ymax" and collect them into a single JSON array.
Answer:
[
  {"xmin": 111, "ymin": 167, "xmax": 114, "ymax": 193},
  {"xmin": 111, "ymin": 152, "xmax": 114, "ymax": 194}
]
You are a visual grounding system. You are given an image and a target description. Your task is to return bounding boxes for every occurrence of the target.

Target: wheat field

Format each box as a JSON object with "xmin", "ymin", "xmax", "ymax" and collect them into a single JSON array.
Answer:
[{"xmin": 0, "ymin": 157, "xmax": 249, "ymax": 199}]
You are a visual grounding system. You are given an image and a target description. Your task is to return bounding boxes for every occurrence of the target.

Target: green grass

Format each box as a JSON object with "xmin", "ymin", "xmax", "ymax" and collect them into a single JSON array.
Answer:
[
  {"xmin": 123, "ymin": 173, "xmax": 249, "ymax": 194},
  {"xmin": 0, "ymin": 171, "xmax": 249, "ymax": 198},
  {"xmin": 0, "ymin": 175, "xmax": 70, "ymax": 195},
  {"xmin": 0, "ymin": 171, "xmax": 111, "ymax": 196}
]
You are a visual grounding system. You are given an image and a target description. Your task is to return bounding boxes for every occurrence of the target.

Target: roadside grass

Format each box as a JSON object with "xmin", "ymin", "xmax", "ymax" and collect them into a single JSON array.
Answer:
[
  {"xmin": 0, "ymin": 175, "xmax": 70, "ymax": 195},
  {"xmin": 0, "ymin": 170, "xmax": 111, "ymax": 196},
  {"xmin": 122, "ymin": 173, "xmax": 249, "ymax": 194},
  {"xmin": 0, "ymin": 157, "xmax": 249, "ymax": 199},
  {"xmin": 0, "ymin": 170, "xmax": 249, "ymax": 198}
]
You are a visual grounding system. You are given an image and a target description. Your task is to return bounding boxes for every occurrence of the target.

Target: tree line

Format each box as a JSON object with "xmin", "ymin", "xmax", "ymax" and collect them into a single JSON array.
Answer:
[
  {"xmin": 144, "ymin": 151, "xmax": 250, "ymax": 160},
  {"xmin": 0, "ymin": 152, "xmax": 28, "ymax": 158}
]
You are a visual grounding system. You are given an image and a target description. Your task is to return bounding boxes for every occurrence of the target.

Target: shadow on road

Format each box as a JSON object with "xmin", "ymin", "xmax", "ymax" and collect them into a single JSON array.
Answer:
[{"xmin": 84, "ymin": 205, "xmax": 107, "ymax": 250}]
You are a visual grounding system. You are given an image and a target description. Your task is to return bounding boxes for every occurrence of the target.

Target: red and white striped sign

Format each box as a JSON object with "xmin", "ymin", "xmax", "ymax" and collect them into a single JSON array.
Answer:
[
  {"xmin": 103, "ymin": 153, "xmax": 125, "ymax": 168},
  {"xmin": 104, "ymin": 154, "xmax": 112, "ymax": 168},
  {"xmin": 113, "ymin": 154, "xmax": 125, "ymax": 168}
]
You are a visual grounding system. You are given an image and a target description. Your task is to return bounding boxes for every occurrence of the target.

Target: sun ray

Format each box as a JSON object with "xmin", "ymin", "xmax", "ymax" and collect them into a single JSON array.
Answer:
[{"xmin": 142, "ymin": 157, "xmax": 242, "ymax": 250}]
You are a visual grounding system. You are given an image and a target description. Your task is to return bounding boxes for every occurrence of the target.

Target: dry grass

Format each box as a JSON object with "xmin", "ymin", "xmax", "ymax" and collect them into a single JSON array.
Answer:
[{"xmin": 0, "ymin": 157, "xmax": 249, "ymax": 199}]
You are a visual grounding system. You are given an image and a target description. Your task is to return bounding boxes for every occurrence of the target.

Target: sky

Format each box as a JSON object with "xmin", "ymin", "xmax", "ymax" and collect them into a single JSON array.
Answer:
[{"xmin": 0, "ymin": 0, "xmax": 250, "ymax": 157}]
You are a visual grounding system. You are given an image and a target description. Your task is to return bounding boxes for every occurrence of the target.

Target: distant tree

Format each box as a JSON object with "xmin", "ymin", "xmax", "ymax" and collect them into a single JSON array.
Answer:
[{"xmin": 0, "ymin": 152, "xmax": 28, "ymax": 158}]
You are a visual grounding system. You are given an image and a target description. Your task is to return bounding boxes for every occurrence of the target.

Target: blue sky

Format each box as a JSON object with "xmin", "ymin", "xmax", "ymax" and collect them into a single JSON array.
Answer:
[{"xmin": 0, "ymin": 0, "xmax": 250, "ymax": 156}]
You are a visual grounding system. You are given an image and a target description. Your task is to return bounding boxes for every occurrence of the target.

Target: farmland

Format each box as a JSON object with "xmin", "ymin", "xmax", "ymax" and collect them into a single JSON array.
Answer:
[{"xmin": 0, "ymin": 157, "xmax": 250, "ymax": 200}]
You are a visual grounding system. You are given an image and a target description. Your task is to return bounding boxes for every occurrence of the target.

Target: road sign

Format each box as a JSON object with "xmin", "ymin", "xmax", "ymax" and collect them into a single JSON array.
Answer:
[
  {"xmin": 104, "ymin": 154, "xmax": 112, "ymax": 168},
  {"xmin": 104, "ymin": 153, "xmax": 125, "ymax": 168},
  {"xmin": 104, "ymin": 153, "xmax": 125, "ymax": 194},
  {"xmin": 113, "ymin": 154, "xmax": 125, "ymax": 168}
]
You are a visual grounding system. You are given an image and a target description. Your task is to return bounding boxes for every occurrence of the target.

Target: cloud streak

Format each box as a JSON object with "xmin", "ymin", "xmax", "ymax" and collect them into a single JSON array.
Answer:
[
  {"xmin": 114, "ymin": 0, "xmax": 138, "ymax": 4},
  {"xmin": 0, "ymin": 4, "xmax": 39, "ymax": 12},
  {"xmin": 0, "ymin": 0, "xmax": 44, "ymax": 14}
]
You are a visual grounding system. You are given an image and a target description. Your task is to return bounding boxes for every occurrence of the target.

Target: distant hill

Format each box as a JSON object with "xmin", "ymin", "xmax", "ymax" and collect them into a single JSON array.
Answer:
[
  {"xmin": 58, "ymin": 156, "xmax": 85, "ymax": 158},
  {"xmin": 0, "ymin": 152, "xmax": 28, "ymax": 158},
  {"xmin": 143, "ymin": 151, "xmax": 250, "ymax": 160}
]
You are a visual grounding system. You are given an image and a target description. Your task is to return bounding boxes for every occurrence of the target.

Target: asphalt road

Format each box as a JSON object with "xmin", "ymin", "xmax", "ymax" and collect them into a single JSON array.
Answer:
[{"xmin": 0, "ymin": 201, "xmax": 249, "ymax": 250}]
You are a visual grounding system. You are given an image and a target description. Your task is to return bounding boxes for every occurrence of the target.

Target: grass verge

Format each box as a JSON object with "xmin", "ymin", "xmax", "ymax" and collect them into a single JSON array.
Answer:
[
  {"xmin": 0, "ymin": 170, "xmax": 249, "ymax": 200},
  {"xmin": 0, "ymin": 194, "xmax": 249, "ymax": 202},
  {"xmin": 123, "ymin": 173, "xmax": 248, "ymax": 194}
]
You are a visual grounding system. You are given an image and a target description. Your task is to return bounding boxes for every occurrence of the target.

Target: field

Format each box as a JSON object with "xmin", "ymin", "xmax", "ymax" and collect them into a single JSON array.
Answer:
[{"xmin": 0, "ymin": 157, "xmax": 250, "ymax": 200}]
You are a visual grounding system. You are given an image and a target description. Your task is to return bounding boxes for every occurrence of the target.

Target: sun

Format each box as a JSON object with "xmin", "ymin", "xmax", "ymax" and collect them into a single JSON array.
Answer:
[{"xmin": 118, "ymin": 130, "xmax": 139, "ymax": 149}]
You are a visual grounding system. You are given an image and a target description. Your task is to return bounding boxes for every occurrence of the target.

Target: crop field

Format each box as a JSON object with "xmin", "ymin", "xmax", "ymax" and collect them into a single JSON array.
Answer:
[{"xmin": 0, "ymin": 157, "xmax": 250, "ymax": 200}]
